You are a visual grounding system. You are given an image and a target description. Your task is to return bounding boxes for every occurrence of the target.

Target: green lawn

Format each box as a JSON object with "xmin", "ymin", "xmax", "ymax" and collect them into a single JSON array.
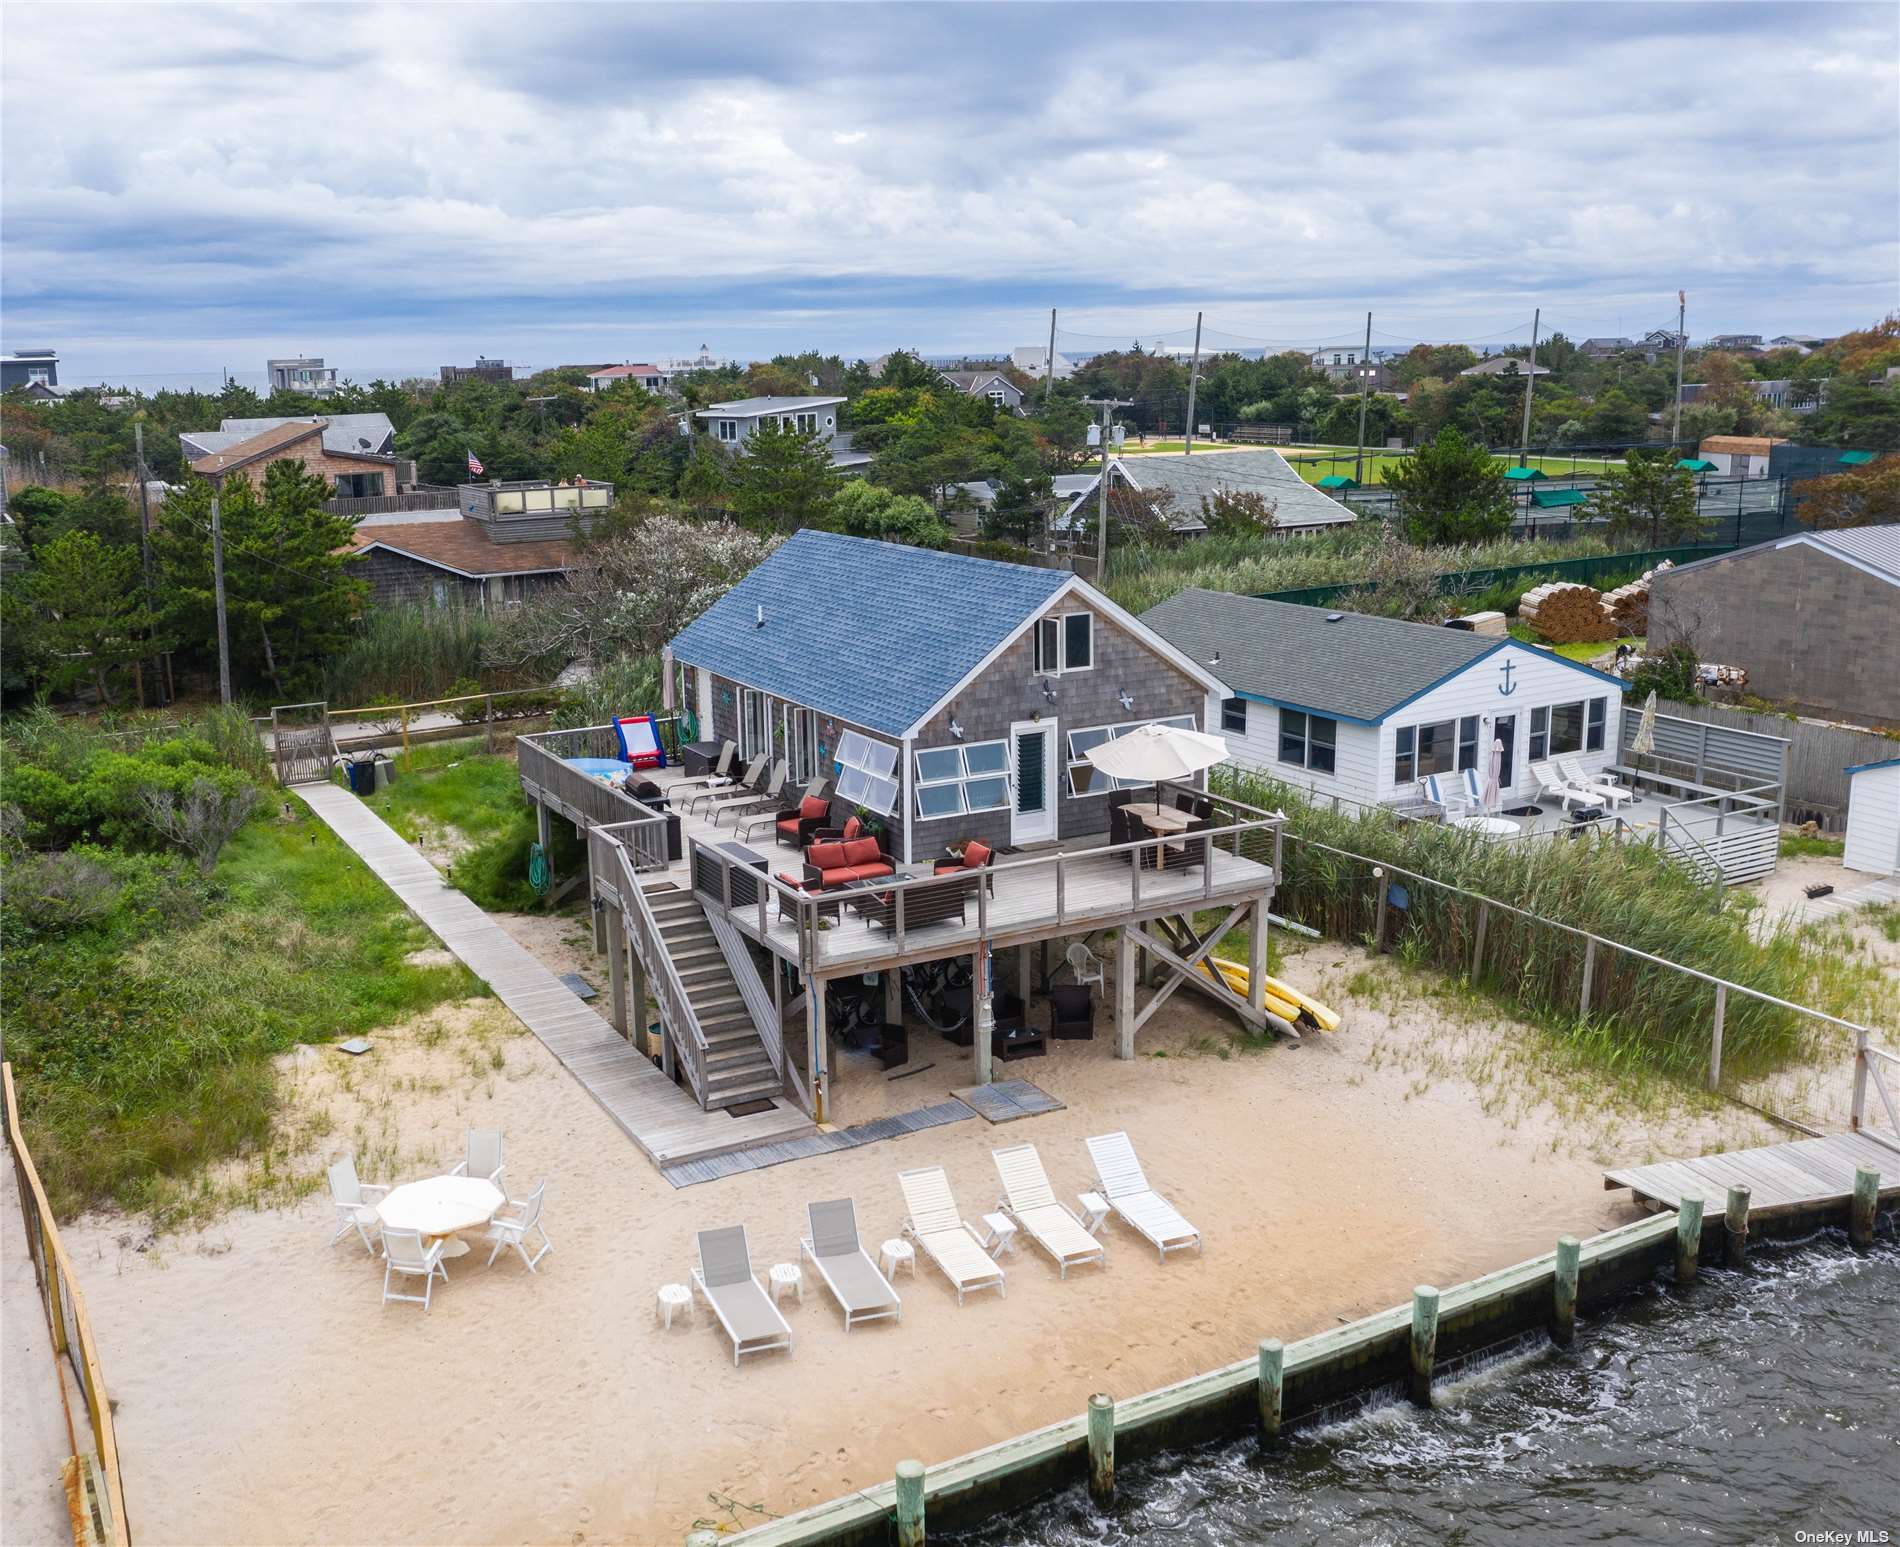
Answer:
[{"xmin": 1507, "ymin": 623, "xmax": 1643, "ymax": 662}]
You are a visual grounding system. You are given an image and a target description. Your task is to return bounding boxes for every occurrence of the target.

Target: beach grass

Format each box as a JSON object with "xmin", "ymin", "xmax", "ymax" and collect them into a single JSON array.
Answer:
[{"xmin": 1779, "ymin": 831, "xmax": 1846, "ymax": 859}]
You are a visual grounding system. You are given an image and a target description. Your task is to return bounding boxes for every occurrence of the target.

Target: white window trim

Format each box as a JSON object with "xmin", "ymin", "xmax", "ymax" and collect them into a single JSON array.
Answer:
[
  {"xmin": 716, "ymin": 418, "xmax": 737, "ymax": 442},
  {"xmin": 1034, "ymin": 610, "xmax": 1095, "ymax": 676},
  {"xmin": 1065, "ymin": 713, "xmax": 1197, "ymax": 797},
  {"xmin": 1277, "ymin": 708, "xmax": 1338, "ymax": 773}
]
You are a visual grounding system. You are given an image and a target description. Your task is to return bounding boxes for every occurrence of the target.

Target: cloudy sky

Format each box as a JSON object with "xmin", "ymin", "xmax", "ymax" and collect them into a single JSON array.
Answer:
[{"xmin": 3, "ymin": 2, "xmax": 1896, "ymax": 387}]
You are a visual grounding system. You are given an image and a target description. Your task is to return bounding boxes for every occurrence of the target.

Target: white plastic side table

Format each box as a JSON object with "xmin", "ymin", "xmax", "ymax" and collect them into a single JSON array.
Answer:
[
  {"xmin": 879, "ymin": 1238, "xmax": 916, "ymax": 1279},
  {"xmin": 1077, "ymin": 1192, "xmax": 1111, "ymax": 1236},
  {"xmin": 978, "ymin": 1212, "xmax": 1019, "ymax": 1259},
  {"xmin": 768, "ymin": 1262, "xmax": 804, "ymax": 1306},
  {"xmin": 656, "ymin": 1282, "xmax": 693, "ymax": 1329}
]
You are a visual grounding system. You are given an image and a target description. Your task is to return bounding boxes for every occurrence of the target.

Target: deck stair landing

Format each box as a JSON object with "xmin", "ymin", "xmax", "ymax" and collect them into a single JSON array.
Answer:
[
  {"xmin": 293, "ymin": 780, "xmax": 812, "ymax": 1167},
  {"xmin": 644, "ymin": 889, "xmax": 781, "ymax": 1110}
]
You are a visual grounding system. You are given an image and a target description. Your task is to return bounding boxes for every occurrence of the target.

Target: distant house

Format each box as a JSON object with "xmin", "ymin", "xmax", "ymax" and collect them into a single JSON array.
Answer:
[
  {"xmin": 938, "ymin": 369, "xmax": 1025, "ymax": 413},
  {"xmin": 1769, "ymin": 334, "xmax": 1829, "ymax": 353},
  {"xmin": 1459, "ymin": 355, "xmax": 1550, "ymax": 379},
  {"xmin": 586, "ymin": 363, "xmax": 673, "ymax": 393},
  {"xmin": 1695, "ymin": 434, "xmax": 1788, "ymax": 478},
  {"xmin": 668, "ymin": 529, "xmax": 1227, "ymax": 864},
  {"xmin": 693, "ymin": 395, "xmax": 870, "ymax": 472},
  {"xmin": 1648, "ymin": 527, "xmax": 1900, "ymax": 727},
  {"xmin": 186, "ymin": 418, "xmax": 398, "ymax": 500},
  {"xmin": 1640, "ymin": 328, "xmax": 1686, "ymax": 362},
  {"xmin": 267, "ymin": 357, "xmax": 340, "ymax": 396},
  {"xmin": 1012, "ymin": 345, "xmax": 1076, "ymax": 381},
  {"xmin": 1142, "ymin": 590, "xmax": 1627, "ymax": 812},
  {"xmin": 1707, "ymin": 334, "xmax": 1764, "ymax": 351},
  {"xmin": 1056, "ymin": 450, "xmax": 1358, "ymax": 538},
  {"xmin": 349, "ymin": 479, "xmax": 614, "ymax": 609},
  {"xmin": 440, "ymin": 358, "xmax": 515, "ymax": 384},
  {"xmin": 1580, "ymin": 337, "xmax": 1634, "ymax": 359},
  {"xmin": 1, "ymin": 349, "xmax": 60, "ymax": 396},
  {"xmin": 1678, "ymin": 379, "xmax": 1814, "ymax": 415}
]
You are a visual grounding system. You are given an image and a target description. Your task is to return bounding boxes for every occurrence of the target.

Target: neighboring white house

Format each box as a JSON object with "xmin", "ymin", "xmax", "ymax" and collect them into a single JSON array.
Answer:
[
  {"xmin": 1142, "ymin": 591, "xmax": 1627, "ymax": 811},
  {"xmin": 1012, "ymin": 345, "xmax": 1076, "ymax": 381},
  {"xmin": 1843, "ymin": 756, "xmax": 1900, "ymax": 876},
  {"xmin": 1056, "ymin": 450, "xmax": 1359, "ymax": 538},
  {"xmin": 692, "ymin": 395, "xmax": 871, "ymax": 472},
  {"xmin": 266, "ymin": 356, "xmax": 340, "ymax": 395},
  {"xmin": 586, "ymin": 363, "xmax": 673, "ymax": 393},
  {"xmin": 1694, "ymin": 434, "xmax": 1787, "ymax": 478}
]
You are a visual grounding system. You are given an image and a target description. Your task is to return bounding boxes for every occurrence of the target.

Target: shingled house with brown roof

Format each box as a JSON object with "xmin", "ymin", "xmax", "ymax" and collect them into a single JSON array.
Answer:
[{"xmin": 187, "ymin": 418, "xmax": 397, "ymax": 497}]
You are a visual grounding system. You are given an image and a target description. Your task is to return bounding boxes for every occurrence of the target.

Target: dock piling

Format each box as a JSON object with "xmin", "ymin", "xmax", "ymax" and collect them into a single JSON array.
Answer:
[
  {"xmin": 894, "ymin": 1458, "xmax": 926, "ymax": 1546},
  {"xmin": 1086, "ymin": 1393, "xmax": 1115, "ymax": 1508},
  {"xmin": 1552, "ymin": 1236, "xmax": 1580, "ymax": 1345},
  {"xmin": 1850, "ymin": 1165, "xmax": 1880, "ymax": 1249},
  {"xmin": 1257, "ymin": 1338, "xmax": 1284, "ymax": 1443},
  {"xmin": 1724, "ymin": 1185, "xmax": 1750, "ymax": 1267},
  {"xmin": 1675, "ymin": 1196, "xmax": 1703, "ymax": 1284},
  {"xmin": 1408, "ymin": 1285, "xmax": 1439, "ymax": 1408}
]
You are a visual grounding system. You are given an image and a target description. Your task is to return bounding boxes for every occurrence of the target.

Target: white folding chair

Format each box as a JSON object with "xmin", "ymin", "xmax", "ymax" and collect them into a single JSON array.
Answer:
[
  {"xmin": 1065, "ymin": 941, "xmax": 1105, "ymax": 991},
  {"xmin": 451, "ymin": 1128, "xmax": 506, "ymax": 1191},
  {"xmin": 382, "ymin": 1228, "xmax": 448, "ymax": 1310},
  {"xmin": 327, "ymin": 1155, "xmax": 389, "ymax": 1254},
  {"xmin": 483, "ymin": 1181, "xmax": 553, "ymax": 1273}
]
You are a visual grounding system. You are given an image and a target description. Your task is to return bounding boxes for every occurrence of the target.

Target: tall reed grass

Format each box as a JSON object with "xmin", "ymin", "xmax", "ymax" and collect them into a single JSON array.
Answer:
[
  {"xmin": 1217, "ymin": 770, "xmax": 1886, "ymax": 1086},
  {"xmin": 322, "ymin": 604, "xmax": 555, "ymax": 706}
]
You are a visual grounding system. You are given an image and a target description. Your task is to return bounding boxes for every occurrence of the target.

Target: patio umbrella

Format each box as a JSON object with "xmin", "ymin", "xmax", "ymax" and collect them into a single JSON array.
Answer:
[
  {"xmin": 1085, "ymin": 722, "xmax": 1229, "ymax": 788},
  {"xmin": 1630, "ymin": 689, "xmax": 1658, "ymax": 760},
  {"xmin": 660, "ymin": 644, "xmax": 676, "ymax": 711},
  {"xmin": 1483, "ymin": 736, "xmax": 1503, "ymax": 813}
]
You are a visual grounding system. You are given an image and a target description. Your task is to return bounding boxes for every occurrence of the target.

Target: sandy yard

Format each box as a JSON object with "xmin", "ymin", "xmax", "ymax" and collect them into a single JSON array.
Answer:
[{"xmin": 57, "ymin": 932, "xmax": 1794, "ymax": 1547}]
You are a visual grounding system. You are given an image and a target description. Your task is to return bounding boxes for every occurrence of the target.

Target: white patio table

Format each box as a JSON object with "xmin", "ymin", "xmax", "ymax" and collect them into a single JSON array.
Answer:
[
  {"xmin": 377, "ymin": 1176, "xmax": 504, "ymax": 1260},
  {"xmin": 1451, "ymin": 816, "xmax": 1522, "ymax": 838}
]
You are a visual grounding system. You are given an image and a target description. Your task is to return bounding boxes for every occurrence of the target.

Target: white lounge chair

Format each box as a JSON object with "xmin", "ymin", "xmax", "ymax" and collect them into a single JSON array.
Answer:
[
  {"xmin": 692, "ymin": 1226, "xmax": 793, "ymax": 1365},
  {"xmin": 897, "ymin": 1166, "xmax": 1006, "ymax": 1304},
  {"xmin": 1530, "ymin": 760, "xmax": 1597, "ymax": 813},
  {"xmin": 450, "ymin": 1128, "xmax": 506, "ymax": 1192},
  {"xmin": 483, "ymin": 1181, "xmax": 552, "ymax": 1272},
  {"xmin": 327, "ymin": 1154, "xmax": 389, "ymax": 1254},
  {"xmin": 992, "ymin": 1144, "xmax": 1106, "ymax": 1278},
  {"xmin": 683, "ymin": 752, "xmax": 766, "ymax": 815},
  {"xmin": 1557, "ymin": 757, "xmax": 1635, "ymax": 810},
  {"xmin": 1422, "ymin": 772, "xmax": 1471, "ymax": 823},
  {"xmin": 1085, "ymin": 1132, "xmax": 1203, "ymax": 1261},
  {"xmin": 801, "ymin": 1198, "xmax": 900, "ymax": 1330},
  {"xmin": 381, "ymin": 1227, "xmax": 448, "ymax": 1310}
]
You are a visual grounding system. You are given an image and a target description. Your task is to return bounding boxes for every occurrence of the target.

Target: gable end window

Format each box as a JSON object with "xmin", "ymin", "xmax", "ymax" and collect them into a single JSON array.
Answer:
[{"xmin": 1034, "ymin": 611, "xmax": 1093, "ymax": 674}]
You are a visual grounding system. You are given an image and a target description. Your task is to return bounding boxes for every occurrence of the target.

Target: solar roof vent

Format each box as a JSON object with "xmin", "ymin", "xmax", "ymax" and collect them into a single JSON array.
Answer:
[{"xmin": 1325, "ymin": 612, "xmax": 1344, "ymax": 622}]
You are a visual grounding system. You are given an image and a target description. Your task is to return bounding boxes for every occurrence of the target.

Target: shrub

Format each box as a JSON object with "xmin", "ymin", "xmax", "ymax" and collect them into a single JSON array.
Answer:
[{"xmin": 137, "ymin": 777, "xmax": 261, "ymax": 873}]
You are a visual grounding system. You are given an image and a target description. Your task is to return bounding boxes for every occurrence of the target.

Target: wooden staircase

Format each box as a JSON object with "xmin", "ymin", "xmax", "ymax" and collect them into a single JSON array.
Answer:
[{"xmin": 643, "ymin": 888, "xmax": 783, "ymax": 1110}]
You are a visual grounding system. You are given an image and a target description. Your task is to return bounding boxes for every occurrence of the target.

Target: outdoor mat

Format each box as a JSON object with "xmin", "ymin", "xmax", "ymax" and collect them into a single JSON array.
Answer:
[
  {"xmin": 558, "ymin": 972, "xmax": 598, "ymax": 1001},
  {"xmin": 659, "ymin": 1099, "xmax": 974, "ymax": 1188},
  {"xmin": 950, "ymin": 1078, "xmax": 1066, "ymax": 1124}
]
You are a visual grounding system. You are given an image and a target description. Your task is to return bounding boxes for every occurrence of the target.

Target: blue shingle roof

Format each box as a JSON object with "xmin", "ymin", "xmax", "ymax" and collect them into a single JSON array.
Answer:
[{"xmin": 668, "ymin": 530, "xmax": 1070, "ymax": 737}]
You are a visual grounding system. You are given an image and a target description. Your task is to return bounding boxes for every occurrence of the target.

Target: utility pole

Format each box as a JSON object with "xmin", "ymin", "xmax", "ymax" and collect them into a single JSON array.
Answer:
[
  {"xmin": 132, "ymin": 420, "xmax": 167, "ymax": 706},
  {"xmin": 209, "ymin": 472, "xmax": 233, "ymax": 705},
  {"xmin": 1517, "ymin": 306, "xmax": 1541, "ymax": 467},
  {"xmin": 1083, "ymin": 396, "xmax": 1132, "ymax": 584},
  {"xmin": 1353, "ymin": 311, "xmax": 1374, "ymax": 483},
  {"xmin": 1183, "ymin": 311, "xmax": 1204, "ymax": 455},
  {"xmin": 1670, "ymin": 289, "xmax": 1688, "ymax": 448},
  {"xmin": 1044, "ymin": 308, "xmax": 1058, "ymax": 405}
]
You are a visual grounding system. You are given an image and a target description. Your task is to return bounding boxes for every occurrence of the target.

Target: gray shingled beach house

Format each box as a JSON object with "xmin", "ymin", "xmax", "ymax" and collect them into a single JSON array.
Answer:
[{"xmin": 669, "ymin": 530, "xmax": 1230, "ymax": 865}]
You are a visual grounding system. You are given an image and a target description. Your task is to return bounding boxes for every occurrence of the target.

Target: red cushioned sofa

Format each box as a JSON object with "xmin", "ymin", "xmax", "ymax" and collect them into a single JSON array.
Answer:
[{"xmin": 802, "ymin": 835, "xmax": 896, "ymax": 890}]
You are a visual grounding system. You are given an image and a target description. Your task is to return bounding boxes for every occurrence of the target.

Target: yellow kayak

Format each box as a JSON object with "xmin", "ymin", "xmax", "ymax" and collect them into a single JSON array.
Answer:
[{"xmin": 1197, "ymin": 958, "xmax": 1341, "ymax": 1033}]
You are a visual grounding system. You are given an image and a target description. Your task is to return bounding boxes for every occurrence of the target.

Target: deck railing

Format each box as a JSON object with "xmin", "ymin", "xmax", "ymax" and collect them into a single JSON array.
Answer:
[
  {"xmin": 2, "ymin": 1063, "xmax": 132, "ymax": 1547},
  {"xmin": 1852, "ymin": 1034, "xmax": 1900, "ymax": 1156},
  {"xmin": 690, "ymin": 779, "xmax": 1284, "ymax": 975},
  {"xmin": 518, "ymin": 722, "xmax": 683, "ymax": 858},
  {"xmin": 590, "ymin": 823, "xmax": 711, "ymax": 1100}
]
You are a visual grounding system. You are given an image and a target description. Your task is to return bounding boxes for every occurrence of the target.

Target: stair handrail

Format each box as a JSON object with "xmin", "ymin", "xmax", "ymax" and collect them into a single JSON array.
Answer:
[{"xmin": 599, "ymin": 827, "xmax": 710, "ymax": 1101}]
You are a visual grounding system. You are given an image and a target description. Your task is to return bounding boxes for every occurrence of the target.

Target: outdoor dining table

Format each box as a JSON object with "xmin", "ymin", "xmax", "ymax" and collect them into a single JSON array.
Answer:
[
  {"xmin": 376, "ymin": 1175, "xmax": 504, "ymax": 1259},
  {"xmin": 1451, "ymin": 815, "xmax": 1523, "ymax": 838},
  {"xmin": 1121, "ymin": 801, "xmax": 1194, "ymax": 834}
]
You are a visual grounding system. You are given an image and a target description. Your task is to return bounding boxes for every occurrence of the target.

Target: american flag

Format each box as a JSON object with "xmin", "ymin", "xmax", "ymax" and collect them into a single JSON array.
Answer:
[{"xmin": 466, "ymin": 450, "xmax": 484, "ymax": 475}]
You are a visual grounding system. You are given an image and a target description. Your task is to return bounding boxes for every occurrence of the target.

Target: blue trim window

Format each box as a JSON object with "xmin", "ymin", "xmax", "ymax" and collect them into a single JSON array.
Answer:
[
  {"xmin": 1530, "ymin": 706, "xmax": 1548, "ymax": 761},
  {"xmin": 1221, "ymin": 697, "xmax": 1248, "ymax": 733},
  {"xmin": 1457, "ymin": 716, "xmax": 1480, "ymax": 772},
  {"xmin": 1395, "ymin": 726, "xmax": 1415, "ymax": 785},
  {"xmin": 1586, "ymin": 697, "xmax": 1607, "ymax": 752},
  {"xmin": 1280, "ymin": 710, "xmax": 1336, "ymax": 774},
  {"xmin": 1398, "ymin": 719, "xmax": 1456, "ymax": 783}
]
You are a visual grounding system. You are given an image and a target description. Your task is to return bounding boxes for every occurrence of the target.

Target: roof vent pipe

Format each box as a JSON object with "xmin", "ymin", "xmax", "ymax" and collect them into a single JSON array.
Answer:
[{"xmin": 755, "ymin": 605, "xmax": 766, "ymax": 629}]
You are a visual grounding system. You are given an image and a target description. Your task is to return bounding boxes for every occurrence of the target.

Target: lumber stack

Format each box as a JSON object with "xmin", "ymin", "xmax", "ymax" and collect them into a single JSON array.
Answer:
[
  {"xmin": 1600, "ymin": 560, "xmax": 1674, "ymax": 634},
  {"xmin": 1518, "ymin": 582, "xmax": 1616, "ymax": 642}
]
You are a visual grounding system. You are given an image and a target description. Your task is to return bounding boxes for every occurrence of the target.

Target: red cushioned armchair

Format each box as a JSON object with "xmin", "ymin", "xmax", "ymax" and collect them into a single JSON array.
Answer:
[
  {"xmin": 802, "ymin": 836, "xmax": 896, "ymax": 890},
  {"xmin": 775, "ymin": 793, "xmax": 833, "ymax": 851},
  {"xmin": 933, "ymin": 839, "xmax": 997, "ymax": 893}
]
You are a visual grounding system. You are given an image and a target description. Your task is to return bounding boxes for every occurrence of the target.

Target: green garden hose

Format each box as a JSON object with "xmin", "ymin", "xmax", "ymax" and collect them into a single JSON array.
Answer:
[{"xmin": 527, "ymin": 841, "xmax": 551, "ymax": 898}]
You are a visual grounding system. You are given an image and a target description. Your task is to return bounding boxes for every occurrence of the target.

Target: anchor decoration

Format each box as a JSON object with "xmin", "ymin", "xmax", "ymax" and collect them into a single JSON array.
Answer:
[{"xmin": 1497, "ymin": 658, "xmax": 1519, "ymax": 697}]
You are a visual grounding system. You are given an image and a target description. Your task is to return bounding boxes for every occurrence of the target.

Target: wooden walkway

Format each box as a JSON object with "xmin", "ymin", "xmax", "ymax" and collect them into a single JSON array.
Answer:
[
  {"xmin": 294, "ymin": 781, "xmax": 813, "ymax": 1169},
  {"xmin": 1605, "ymin": 1129, "xmax": 1900, "ymax": 1219}
]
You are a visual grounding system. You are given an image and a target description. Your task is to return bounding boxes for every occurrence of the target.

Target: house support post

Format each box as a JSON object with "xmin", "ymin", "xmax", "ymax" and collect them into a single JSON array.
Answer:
[
  {"xmin": 1247, "ymin": 898, "xmax": 1268, "ymax": 1018},
  {"xmin": 629, "ymin": 948, "xmax": 647, "ymax": 1051},
  {"xmin": 883, "ymin": 968, "xmax": 901, "ymax": 1027},
  {"xmin": 605, "ymin": 903, "xmax": 628, "ymax": 1034},
  {"xmin": 1017, "ymin": 944, "xmax": 1033, "ymax": 1005},
  {"xmin": 592, "ymin": 890, "xmax": 608, "ymax": 954},
  {"xmin": 973, "ymin": 947, "xmax": 994, "ymax": 1087},
  {"xmin": 535, "ymin": 801, "xmax": 554, "ymax": 888},
  {"xmin": 1115, "ymin": 929, "xmax": 1137, "ymax": 1059},
  {"xmin": 807, "ymin": 972, "xmax": 829, "ymax": 1123}
]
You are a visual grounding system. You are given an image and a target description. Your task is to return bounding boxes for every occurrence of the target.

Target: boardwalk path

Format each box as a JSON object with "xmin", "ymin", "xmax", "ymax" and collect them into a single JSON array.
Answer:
[{"xmin": 294, "ymin": 781, "xmax": 811, "ymax": 1170}]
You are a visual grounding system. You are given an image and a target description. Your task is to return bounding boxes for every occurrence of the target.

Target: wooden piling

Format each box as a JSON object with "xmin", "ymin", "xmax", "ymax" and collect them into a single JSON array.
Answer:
[
  {"xmin": 1675, "ymin": 1195, "xmax": 1703, "ymax": 1284},
  {"xmin": 1086, "ymin": 1393, "xmax": 1115, "ymax": 1508},
  {"xmin": 1724, "ymin": 1185, "xmax": 1750, "ymax": 1267},
  {"xmin": 1850, "ymin": 1165, "xmax": 1880, "ymax": 1250},
  {"xmin": 1408, "ymin": 1285, "xmax": 1439, "ymax": 1408},
  {"xmin": 1551, "ymin": 1236, "xmax": 1580, "ymax": 1346},
  {"xmin": 1257, "ymin": 1338, "xmax": 1284, "ymax": 1443},
  {"xmin": 894, "ymin": 1458, "xmax": 925, "ymax": 1547}
]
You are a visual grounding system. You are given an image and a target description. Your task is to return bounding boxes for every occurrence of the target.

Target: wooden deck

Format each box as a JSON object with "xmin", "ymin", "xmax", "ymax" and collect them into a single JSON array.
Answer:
[
  {"xmin": 294, "ymin": 781, "xmax": 813, "ymax": 1168},
  {"xmin": 1605, "ymin": 1129, "xmax": 1900, "ymax": 1219}
]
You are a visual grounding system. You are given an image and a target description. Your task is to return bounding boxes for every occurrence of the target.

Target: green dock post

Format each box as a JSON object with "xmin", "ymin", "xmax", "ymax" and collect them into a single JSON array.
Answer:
[
  {"xmin": 1408, "ymin": 1285, "xmax": 1439, "ymax": 1408},
  {"xmin": 1552, "ymin": 1236, "xmax": 1580, "ymax": 1346},
  {"xmin": 895, "ymin": 1458, "xmax": 926, "ymax": 1547},
  {"xmin": 1724, "ymin": 1185, "xmax": 1750, "ymax": 1267},
  {"xmin": 1086, "ymin": 1393, "xmax": 1115, "ymax": 1508},
  {"xmin": 1675, "ymin": 1196, "xmax": 1703, "ymax": 1284},
  {"xmin": 1257, "ymin": 1338, "xmax": 1284, "ymax": 1443},
  {"xmin": 1851, "ymin": 1165, "xmax": 1880, "ymax": 1250}
]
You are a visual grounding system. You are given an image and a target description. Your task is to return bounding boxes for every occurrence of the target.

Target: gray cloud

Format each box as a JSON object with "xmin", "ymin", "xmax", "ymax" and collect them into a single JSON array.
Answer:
[{"xmin": 2, "ymin": 2, "xmax": 1895, "ymax": 381}]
